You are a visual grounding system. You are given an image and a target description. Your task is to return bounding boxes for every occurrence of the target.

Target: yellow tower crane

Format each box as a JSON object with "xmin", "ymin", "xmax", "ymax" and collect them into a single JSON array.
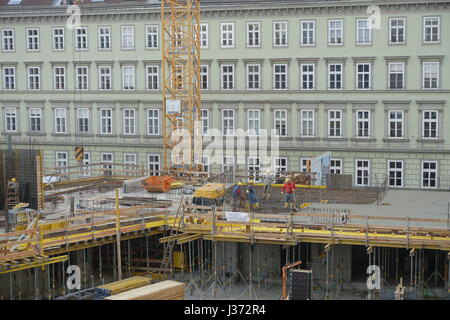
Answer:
[{"xmin": 161, "ymin": 0, "xmax": 202, "ymax": 172}]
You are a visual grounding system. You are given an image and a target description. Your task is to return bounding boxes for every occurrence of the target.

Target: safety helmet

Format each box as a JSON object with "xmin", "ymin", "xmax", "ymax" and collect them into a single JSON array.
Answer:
[
  {"xmin": 237, "ymin": 182, "xmax": 243, "ymax": 186},
  {"xmin": 285, "ymin": 178, "xmax": 290, "ymax": 182},
  {"xmin": 11, "ymin": 178, "xmax": 16, "ymax": 182},
  {"xmin": 249, "ymin": 179, "xmax": 254, "ymax": 184}
]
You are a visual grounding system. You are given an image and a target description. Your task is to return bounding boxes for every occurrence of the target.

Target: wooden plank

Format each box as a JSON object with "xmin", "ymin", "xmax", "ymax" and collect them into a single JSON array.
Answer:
[{"xmin": 105, "ymin": 280, "xmax": 184, "ymax": 300}]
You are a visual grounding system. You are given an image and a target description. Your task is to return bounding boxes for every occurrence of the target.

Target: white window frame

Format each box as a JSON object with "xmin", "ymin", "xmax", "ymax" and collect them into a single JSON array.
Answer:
[
  {"xmin": 200, "ymin": 65, "xmax": 209, "ymax": 90},
  {"xmin": 2, "ymin": 28, "xmax": 15, "ymax": 52},
  {"xmin": 54, "ymin": 108, "xmax": 67, "ymax": 134},
  {"xmin": 123, "ymin": 108, "xmax": 136, "ymax": 135},
  {"xmin": 101, "ymin": 153, "xmax": 114, "ymax": 174},
  {"xmin": 356, "ymin": 18, "xmax": 372, "ymax": 45},
  {"xmin": 27, "ymin": 66, "xmax": 41, "ymax": 90},
  {"xmin": 99, "ymin": 66, "xmax": 112, "ymax": 91},
  {"xmin": 301, "ymin": 158, "xmax": 312, "ymax": 172},
  {"xmin": 273, "ymin": 157, "xmax": 288, "ymax": 176},
  {"xmin": 328, "ymin": 20, "xmax": 343, "ymax": 45},
  {"xmin": 273, "ymin": 21, "xmax": 288, "ymax": 47},
  {"xmin": 145, "ymin": 25, "xmax": 159, "ymax": 49},
  {"xmin": 356, "ymin": 110, "xmax": 371, "ymax": 138},
  {"xmin": 201, "ymin": 109, "xmax": 209, "ymax": 135},
  {"xmin": 199, "ymin": 23, "xmax": 209, "ymax": 49},
  {"xmin": 99, "ymin": 108, "xmax": 113, "ymax": 135},
  {"xmin": 222, "ymin": 109, "xmax": 235, "ymax": 136},
  {"xmin": 328, "ymin": 109, "xmax": 343, "ymax": 138},
  {"xmin": 222, "ymin": 156, "xmax": 235, "ymax": 173},
  {"xmin": 300, "ymin": 20, "xmax": 315, "ymax": 46},
  {"xmin": 56, "ymin": 152, "xmax": 68, "ymax": 173},
  {"xmin": 388, "ymin": 160, "xmax": 403, "ymax": 188},
  {"xmin": 148, "ymin": 154, "xmax": 160, "ymax": 176},
  {"xmin": 3, "ymin": 66, "xmax": 16, "ymax": 90},
  {"xmin": 389, "ymin": 18, "xmax": 405, "ymax": 44},
  {"xmin": 221, "ymin": 64, "xmax": 234, "ymax": 90},
  {"xmin": 76, "ymin": 66, "xmax": 89, "ymax": 91},
  {"xmin": 273, "ymin": 64, "xmax": 288, "ymax": 90},
  {"xmin": 26, "ymin": 28, "xmax": 39, "ymax": 51},
  {"xmin": 246, "ymin": 22, "xmax": 261, "ymax": 47},
  {"xmin": 146, "ymin": 65, "xmax": 159, "ymax": 90},
  {"xmin": 356, "ymin": 63, "xmax": 371, "ymax": 90},
  {"xmin": 389, "ymin": 62, "xmax": 405, "ymax": 90},
  {"xmin": 273, "ymin": 109, "xmax": 288, "ymax": 137},
  {"xmin": 330, "ymin": 159, "xmax": 342, "ymax": 174},
  {"xmin": 81, "ymin": 152, "xmax": 91, "ymax": 177},
  {"xmin": 328, "ymin": 63, "xmax": 343, "ymax": 90},
  {"xmin": 422, "ymin": 61, "xmax": 439, "ymax": 90},
  {"xmin": 5, "ymin": 107, "xmax": 17, "ymax": 132},
  {"xmin": 74, "ymin": 27, "xmax": 88, "ymax": 51},
  {"xmin": 98, "ymin": 26, "xmax": 111, "ymax": 50},
  {"xmin": 122, "ymin": 65, "xmax": 136, "ymax": 90},
  {"xmin": 53, "ymin": 66, "xmax": 66, "ymax": 91},
  {"xmin": 388, "ymin": 110, "xmax": 404, "ymax": 139},
  {"xmin": 124, "ymin": 153, "xmax": 137, "ymax": 175},
  {"xmin": 220, "ymin": 22, "xmax": 234, "ymax": 48},
  {"xmin": 246, "ymin": 64, "xmax": 261, "ymax": 90},
  {"xmin": 147, "ymin": 109, "xmax": 160, "ymax": 135},
  {"xmin": 300, "ymin": 64, "xmax": 315, "ymax": 90},
  {"xmin": 121, "ymin": 25, "xmax": 135, "ymax": 50},
  {"xmin": 247, "ymin": 109, "xmax": 261, "ymax": 136},
  {"xmin": 355, "ymin": 159, "xmax": 370, "ymax": 187},
  {"xmin": 248, "ymin": 157, "xmax": 261, "ymax": 182},
  {"xmin": 77, "ymin": 108, "xmax": 90, "ymax": 133},
  {"xmin": 422, "ymin": 110, "xmax": 438, "ymax": 139},
  {"xmin": 423, "ymin": 17, "xmax": 440, "ymax": 43},
  {"xmin": 29, "ymin": 108, "xmax": 42, "ymax": 132},
  {"xmin": 300, "ymin": 109, "xmax": 315, "ymax": 137},
  {"xmin": 422, "ymin": 161, "xmax": 437, "ymax": 189},
  {"xmin": 52, "ymin": 27, "xmax": 64, "ymax": 51}
]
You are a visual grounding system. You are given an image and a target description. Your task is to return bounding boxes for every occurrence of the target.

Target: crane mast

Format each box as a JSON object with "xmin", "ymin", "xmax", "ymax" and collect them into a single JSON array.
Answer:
[{"xmin": 161, "ymin": 0, "xmax": 202, "ymax": 171}]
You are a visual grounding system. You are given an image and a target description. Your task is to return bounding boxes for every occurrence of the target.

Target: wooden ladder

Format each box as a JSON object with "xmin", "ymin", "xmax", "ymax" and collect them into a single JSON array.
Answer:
[{"xmin": 159, "ymin": 197, "xmax": 186, "ymax": 277}]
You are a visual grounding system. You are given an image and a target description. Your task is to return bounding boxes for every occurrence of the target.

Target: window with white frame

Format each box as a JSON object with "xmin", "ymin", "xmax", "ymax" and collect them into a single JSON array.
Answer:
[
  {"xmin": 328, "ymin": 64, "xmax": 343, "ymax": 89},
  {"xmin": 53, "ymin": 66, "xmax": 66, "ymax": 90},
  {"xmin": 328, "ymin": 20, "xmax": 343, "ymax": 45},
  {"xmin": 388, "ymin": 110, "xmax": 404, "ymax": 139},
  {"xmin": 247, "ymin": 109, "xmax": 261, "ymax": 136},
  {"xmin": 121, "ymin": 25, "xmax": 134, "ymax": 50},
  {"xmin": 273, "ymin": 64, "xmax": 287, "ymax": 90},
  {"xmin": 274, "ymin": 157, "xmax": 287, "ymax": 176},
  {"xmin": 99, "ymin": 66, "xmax": 112, "ymax": 90},
  {"xmin": 52, "ymin": 28, "xmax": 64, "ymax": 50},
  {"xmin": 146, "ymin": 65, "xmax": 159, "ymax": 90},
  {"xmin": 300, "ymin": 20, "xmax": 315, "ymax": 46},
  {"xmin": 200, "ymin": 65, "xmax": 208, "ymax": 90},
  {"xmin": 330, "ymin": 159, "xmax": 342, "ymax": 174},
  {"xmin": 246, "ymin": 64, "xmax": 260, "ymax": 90},
  {"xmin": 355, "ymin": 160, "xmax": 370, "ymax": 186},
  {"xmin": 388, "ymin": 160, "xmax": 403, "ymax": 188},
  {"xmin": 423, "ymin": 62, "xmax": 439, "ymax": 89},
  {"xmin": 222, "ymin": 156, "xmax": 235, "ymax": 172},
  {"xmin": 124, "ymin": 153, "xmax": 137, "ymax": 176},
  {"xmin": 356, "ymin": 63, "xmax": 371, "ymax": 90},
  {"xmin": 328, "ymin": 110, "xmax": 342, "ymax": 138},
  {"xmin": 222, "ymin": 109, "xmax": 235, "ymax": 136},
  {"xmin": 81, "ymin": 152, "xmax": 91, "ymax": 177},
  {"xmin": 77, "ymin": 108, "xmax": 89, "ymax": 133},
  {"xmin": 76, "ymin": 66, "xmax": 88, "ymax": 90},
  {"xmin": 56, "ymin": 152, "xmax": 68, "ymax": 173},
  {"xmin": 274, "ymin": 109, "xmax": 287, "ymax": 137},
  {"xmin": 146, "ymin": 25, "xmax": 159, "ymax": 49},
  {"xmin": 26, "ymin": 28, "xmax": 39, "ymax": 51},
  {"xmin": 101, "ymin": 153, "xmax": 113, "ymax": 175},
  {"xmin": 29, "ymin": 108, "xmax": 41, "ymax": 132},
  {"xmin": 202, "ymin": 156, "xmax": 209, "ymax": 172},
  {"xmin": 201, "ymin": 109, "xmax": 209, "ymax": 135},
  {"xmin": 100, "ymin": 108, "xmax": 112, "ymax": 134},
  {"xmin": 389, "ymin": 62, "xmax": 404, "ymax": 90},
  {"xmin": 273, "ymin": 21, "xmax": 287, "ymax": 46},
  {"xmin": 301, "ymin": 158, "xmax": 311, "ymax": 172},
  {"xmin": 422, "ymin": 161, "xmax": 437, "ymax": 188},
  {"xmin": 148, "ymin": 154, "xmax": 160, "ymax": 175},
  {"xmin": 423, "ymin": 17, "xmax": 440, "ymax": 43},
  {"xmin": 75, "ymin": 27, "xmax": 87, "ymax": 50},
  {"xmin": 422, "ymin": 110, "xmax": 438, "ymax": 139},
  {"xmin": 220, "ymin": 23, "xmax": 234, "ymax": 48},
  {"xmin": 3, "ymin": 67, "xmax": 15, "ymax": 90},
  {"xmin": 221, "ymin": 65, "xmax": 234, "ymax": 90},
  {"xmin": 199, "ymin": 23, "xmax": 208, "ymax": 48},
  {"xmin": 247, "ymin": 22, "xmax": 260, "ymax": 47},
  {"xmin": 300, "ymin": 64, "xmax": 315, "ymax": 90},
  {"xmin": 389, "ymin": 18, "xmax": 405, "ymax": 44},
  {"xmin": 27, "ymin": 66, "xmax": 40, "ymax": 90},
  {"xmin": 356, "ymin": 19, "xmax": 372, "ymax": 44},
  {"xmin": 122, "ymin": 65, "xmax": 135, "ymax": 90},
  {"xmin": 123, "ymin": 109, "xmax": 136, "ymax": 135},
  {"xmin": 5, "ymin": 108, "xmax": 17, "ymax": 132},
  {"xmin": 248, "ymin": 157, "xmax": 261, "ymax": 182},
  {"xmin": 98, "ymin": 26, "xmax": 111, "ymax": 50},
  {"xmin": 300, "ymin": 109, "xmax": 314, "ymax": 137},
  {"xmin": 2, "ymin": 29, "xmax": 14, "ymax": 51},
  {"xmin": 54, "ymin": 108, "xmax": 67, "ymax": 134},
  {"xmin": 147, "ymin": 109, "xmax": 160, "ymax": 135},
  {"xmin": 356, "ymin": 110, "xmax": 370, "ymax": 138}
]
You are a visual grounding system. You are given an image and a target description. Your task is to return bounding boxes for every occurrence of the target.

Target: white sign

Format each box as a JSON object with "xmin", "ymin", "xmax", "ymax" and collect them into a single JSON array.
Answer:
[
  {"xmin": 66, "ymin": 265, "xmax": 81, "ymax": 290},
  {"xmin": 310, "ymin": 152, "xmax": 331, "ymax": 186},
  {"xmin": 225, "ymin": 211, "xmax": 249, "ymax": 223},
  {"xmin": 166, "ymin": 100, "xmax": 181, "ymax": 114},
  {"xmin": 366, "ymin": 265, "xmax": 381, "ymax": 290}
]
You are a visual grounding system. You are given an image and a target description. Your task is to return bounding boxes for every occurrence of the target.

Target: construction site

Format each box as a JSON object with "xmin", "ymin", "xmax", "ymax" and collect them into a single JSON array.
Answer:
[{"xmin": 0, "ymin": 0, "xmax": 449, "ymax": 301}]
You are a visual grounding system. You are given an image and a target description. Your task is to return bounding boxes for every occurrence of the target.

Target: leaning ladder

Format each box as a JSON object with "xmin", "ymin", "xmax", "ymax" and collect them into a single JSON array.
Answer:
[{"xmin": 159, "ymin": 197, "xmax": 186, "ymax": 277}]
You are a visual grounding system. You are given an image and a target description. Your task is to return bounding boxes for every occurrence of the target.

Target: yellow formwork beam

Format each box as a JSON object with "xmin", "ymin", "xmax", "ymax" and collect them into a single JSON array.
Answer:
[{"xmin": 0, "ymin": 255, "xmax": 68, "ymax": 275}]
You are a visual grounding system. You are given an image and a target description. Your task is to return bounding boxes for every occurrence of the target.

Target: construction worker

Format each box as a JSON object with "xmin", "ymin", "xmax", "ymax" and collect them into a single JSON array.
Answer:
[
  {"xmin": 281, "ymin": 178, "xmax": 296, "ymax": 211},
  {"xmin": 262, "ymin": 169, "xmax": 274, "ymax": 200},
  {"xmin": 231, "ymin": 182, "xmax": 243, "ymax": 211},
  {"xmin": 246, "ymin": 180, "xmax": 260, "ymax": 211}
]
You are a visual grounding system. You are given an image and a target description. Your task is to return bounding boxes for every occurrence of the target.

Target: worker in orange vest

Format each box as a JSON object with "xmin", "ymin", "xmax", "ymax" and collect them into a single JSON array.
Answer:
[{"xmin": 281, "ymin": 178, "xmax": 296, "ymax": 210}]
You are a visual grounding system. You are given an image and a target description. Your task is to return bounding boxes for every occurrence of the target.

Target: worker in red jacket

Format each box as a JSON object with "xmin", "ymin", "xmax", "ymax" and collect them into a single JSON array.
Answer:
[{"xmin": 281, "ymin": 178, "xmax": 296, "ymax": 210}]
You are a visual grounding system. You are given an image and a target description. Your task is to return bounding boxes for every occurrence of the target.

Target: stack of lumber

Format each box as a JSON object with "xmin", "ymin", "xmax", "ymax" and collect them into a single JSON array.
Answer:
[
  {"xmin": 97, "ymin": 276, "xmax": 152, "ymax": 296},
  {"xmin": 105, "ymin": 280, "xmax": 184, "ymax": 300}
]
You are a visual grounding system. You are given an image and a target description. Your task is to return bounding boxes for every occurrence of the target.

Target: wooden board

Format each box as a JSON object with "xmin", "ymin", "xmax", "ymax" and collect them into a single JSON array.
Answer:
[{"xmin": 105, "ymin": 280, "xmax": 184, "ymax": 300}]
